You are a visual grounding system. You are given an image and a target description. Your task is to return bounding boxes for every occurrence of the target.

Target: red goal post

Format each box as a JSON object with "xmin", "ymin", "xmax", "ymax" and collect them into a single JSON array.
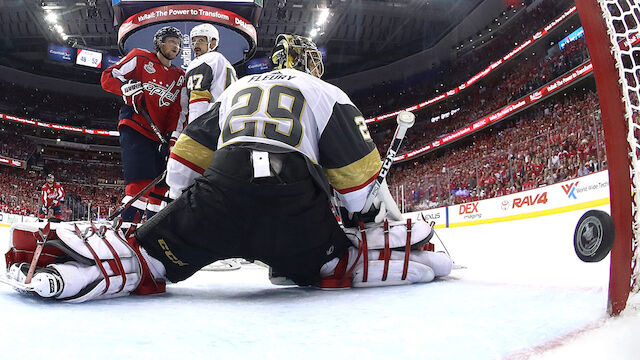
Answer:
[{"xmin": 575, "ymin": 0, "xmax": 638, "ymax": 315}]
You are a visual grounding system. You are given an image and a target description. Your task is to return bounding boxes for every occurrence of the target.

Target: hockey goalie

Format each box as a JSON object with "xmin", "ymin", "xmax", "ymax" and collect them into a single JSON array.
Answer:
[{"xmin": 2, "ymin": 34, "xmax": 452, "ymax": 302}]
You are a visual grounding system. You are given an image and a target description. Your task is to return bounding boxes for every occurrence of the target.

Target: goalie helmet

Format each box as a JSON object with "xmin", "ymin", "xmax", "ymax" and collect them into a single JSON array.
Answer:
[
  {"xmin": 190, "ymin": 23, "xmax": 219, "ymax": 51},
  {"xmin": 153, "ymin": 26, "xmax": 183, "ymax": 53},
  {"xmin": 270, "ymin": 34, "xmax": 324, "ymax": 78}
]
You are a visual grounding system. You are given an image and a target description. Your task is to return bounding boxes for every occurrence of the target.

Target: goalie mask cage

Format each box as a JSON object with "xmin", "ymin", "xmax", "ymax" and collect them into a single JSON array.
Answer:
[{"xmin": 575, "ymin": 0, "xmax": 640, "ymax": 315}]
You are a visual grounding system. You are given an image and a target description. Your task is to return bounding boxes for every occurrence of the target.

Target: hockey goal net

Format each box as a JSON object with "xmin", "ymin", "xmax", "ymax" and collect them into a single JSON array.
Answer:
[{"xmin": 575, "ymin": 0, "xmax": 640, "ymax": 315}]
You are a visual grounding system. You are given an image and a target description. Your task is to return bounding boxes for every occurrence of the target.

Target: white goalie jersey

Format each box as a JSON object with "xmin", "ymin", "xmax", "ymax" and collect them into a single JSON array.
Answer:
[
  {"xmin": 184, "ymin": 51, "xmax": 237, "ymax": 126},
  {"xmin": 167, "ymin": 68, "xmax": 382, "ymax": 212}
]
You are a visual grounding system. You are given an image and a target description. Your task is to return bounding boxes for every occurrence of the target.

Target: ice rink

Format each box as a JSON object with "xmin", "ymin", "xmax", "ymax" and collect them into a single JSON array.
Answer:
[{"xmin": 1, "ymin": 205, "xmax": 638, "ymax": 359}]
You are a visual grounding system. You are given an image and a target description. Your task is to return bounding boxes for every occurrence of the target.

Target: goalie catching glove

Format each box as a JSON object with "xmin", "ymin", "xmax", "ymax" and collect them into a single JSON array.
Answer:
[
  {"xmin": 4, "ymin": 222, "xmax": 166, "ymax": 302},
  {"xmin": 121, "ymin": 79, "xmax": 144, "ymax": 114}
]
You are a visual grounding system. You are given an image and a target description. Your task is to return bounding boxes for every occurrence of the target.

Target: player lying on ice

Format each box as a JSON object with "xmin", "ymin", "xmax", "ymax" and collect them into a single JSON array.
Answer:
[{"xmin": 3, "ymin": 34, "xmax": 452, "ymax": 302}]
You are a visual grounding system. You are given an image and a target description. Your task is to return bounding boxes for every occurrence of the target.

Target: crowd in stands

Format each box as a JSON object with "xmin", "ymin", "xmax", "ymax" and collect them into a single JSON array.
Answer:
[
  {"xmin": 351, "ymin": 0, "xmax": 576, "ymax": 118},
  {"xmin": 371, "ymin": 35, "xmax": 589, "ymax": 160},
  {"xmin": 0, "ymin": 78, "xmax": 119, "ymax": 130},
  {"xmin": 0, "ymin": 0, "xmax": 608, "ymax": 221},
  {"xmin": 388, "ymin": 91, "xmax": 605, "ymax": 211},
  {"xmin": 42, "ymin": 159, "xmax": 122, "ymax": 185},
  {"xmin": 0, "ymin": 168, "xmax": 41, "ymax": 216},
  {"xmin": 0, "ymin": 166, "xmax": 123, "ymax": 219},
  {"xmin": 0, "ymin": 128, "xmax": 37, "ymax": 160}
]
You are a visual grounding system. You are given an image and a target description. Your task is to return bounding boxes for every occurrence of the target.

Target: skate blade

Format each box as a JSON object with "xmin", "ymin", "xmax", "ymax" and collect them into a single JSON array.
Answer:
[{"xmin": 0, "ymin": 273, "xmax": 36, "ymax": 293}]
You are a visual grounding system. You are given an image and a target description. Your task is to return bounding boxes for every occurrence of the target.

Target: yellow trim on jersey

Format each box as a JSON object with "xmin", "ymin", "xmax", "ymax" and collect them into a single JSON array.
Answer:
[
  {"xmin": 190, "ymin": 89, "xmax": 212, "ymax": 103},
  {"xmin": 172, "ymin": 134, "xmax": 214, "ymax": 171},
  {"xmin": 325, "ymin": 147, "xmax": 382, "ymax": 192}
]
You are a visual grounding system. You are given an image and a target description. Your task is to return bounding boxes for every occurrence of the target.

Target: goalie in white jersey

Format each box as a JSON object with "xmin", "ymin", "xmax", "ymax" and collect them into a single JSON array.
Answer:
[{"xmin": 4, "ymin": 34, "xmax": 452, "ymax": 302}]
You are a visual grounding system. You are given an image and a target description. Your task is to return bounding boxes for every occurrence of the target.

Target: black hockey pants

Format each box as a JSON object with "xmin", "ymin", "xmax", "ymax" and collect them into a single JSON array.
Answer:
[{"xmin": 136, "ymin": 145, "xmax": 351, "ymax": 285}]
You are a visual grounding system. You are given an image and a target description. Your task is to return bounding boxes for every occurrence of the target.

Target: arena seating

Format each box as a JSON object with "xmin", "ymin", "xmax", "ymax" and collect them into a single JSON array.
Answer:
[
  {"xmin": 0, "ymin": 0, "xmax": 601, "ymax": 218},
  {"xmin": 0, "ymin": 129, "xmax": 37, "ymax": 161},
  {"xmin": 371, "ymin": 36, "xmax": 590, "ymax": 158},
  {"xmin": 351, "ymin": 0, "xmax": 576, "ymax": 118},
  {"xmin": 0, "ymin": 78, "xmax": 119, "ymax": 129},
  {"xmin": 388, "ymin": 91, "xmax": 605, "ymax": 212}
]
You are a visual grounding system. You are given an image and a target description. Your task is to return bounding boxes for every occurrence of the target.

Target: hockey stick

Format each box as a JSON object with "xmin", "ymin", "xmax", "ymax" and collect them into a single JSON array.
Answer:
[
  {"xmin": 139, "ymin": 105, "xmax": 168, "ymax": 145},
  {"xmin": 426, "ymin": 218, "xmax": 467, "ymax": 270},
  {"xmin": 25, "ymin": 222, "xmax": 51, "ymax": 284},
  {"xmin": 108, "ymin": 170, "xmax": 167, "ymax": 221},
  {"xmin": 361, "ymin": 110, "xmax": 416, "ymax": 213}
]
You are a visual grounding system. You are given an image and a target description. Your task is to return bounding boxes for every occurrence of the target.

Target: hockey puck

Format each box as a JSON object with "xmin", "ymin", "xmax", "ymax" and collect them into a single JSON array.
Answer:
[{"xmin": 573, "ymin": 210, "xmax": 615, "ymax": 263}]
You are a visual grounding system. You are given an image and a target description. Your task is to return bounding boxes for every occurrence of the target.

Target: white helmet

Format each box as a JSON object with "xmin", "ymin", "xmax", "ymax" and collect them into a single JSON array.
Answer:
[{"xmin": 190, "ymin": 23, "xmax": 219, "ymax": 51}]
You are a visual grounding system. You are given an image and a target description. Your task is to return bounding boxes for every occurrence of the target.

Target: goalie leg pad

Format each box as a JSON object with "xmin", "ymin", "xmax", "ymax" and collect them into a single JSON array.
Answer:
[
  {"xmin": 4, "ymin": 222, "xmax": 166, "ymax": 302},
  {"xmin": 352, "ymin": 250, "xmax": 452, "ymax": 287},
  {"xmin": 343, "ymin": 219, "xmax": 433, "ymax": 250},
  {"xmin": 318, "ymin": 218, "xmax": 452, "ymax": 289},
  {"xmin": 353, "ymin": 258, "xmax": 435, "ymax": 287}
]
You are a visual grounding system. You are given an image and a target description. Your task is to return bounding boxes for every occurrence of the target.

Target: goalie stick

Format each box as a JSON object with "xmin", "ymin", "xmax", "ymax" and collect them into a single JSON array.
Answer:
[
  {"xmin": 140, "ymin": 103, "xmax": 168, "ymax": 146},
  {"xmin": 25, "ymin": 222, "xmax": 52, "ymax": 284},
  {"xmin": 361, "ymin": 110, "xmax": 416, "ymax": 213},
  {"xmin": 424, "ymin": 218, "xmax": 466, "ymax": 270}
]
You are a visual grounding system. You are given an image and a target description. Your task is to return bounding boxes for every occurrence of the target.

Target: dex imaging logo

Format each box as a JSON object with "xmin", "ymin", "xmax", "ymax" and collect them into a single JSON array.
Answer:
[{"xmin": 562, "ymin": 182, "xmax": 579, "ymax": 199}]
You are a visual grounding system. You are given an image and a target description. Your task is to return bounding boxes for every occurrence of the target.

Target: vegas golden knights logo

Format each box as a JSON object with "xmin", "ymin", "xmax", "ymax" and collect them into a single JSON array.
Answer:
[{"xmin": 158, "ymin": 239, "xmax": 189, "ymax": 266}]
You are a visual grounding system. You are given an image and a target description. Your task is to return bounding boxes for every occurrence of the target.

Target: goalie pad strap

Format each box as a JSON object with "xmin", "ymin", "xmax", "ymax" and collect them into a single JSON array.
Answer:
[
  {"xmin": 77, "ymin": 227, "xmax": 110, "ymax": 296},
  {"xmin": 126, "ymin": 235, "xmax": 165, "ymax": 296},
  {"xmin": 359, "ymin": 221, "xmax": 369, "ymax": 283},
  {"xmin": 343, "ymin": 220, "xmax": 432, "ymax": 250},
  {"xmin": 91, "ymin": 222, "xmax": 127, "ymax": 294},
  {"xmin": 382, "ymin": 220, "xmax": 390, "ymax": 281},
  {"xmin": 402, "ymin": 219, "xmax": 412, "ymax": 280}
]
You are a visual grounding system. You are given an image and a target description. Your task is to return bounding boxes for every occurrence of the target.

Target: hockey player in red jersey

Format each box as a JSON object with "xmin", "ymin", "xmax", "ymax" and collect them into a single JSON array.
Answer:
[
  {"xmin": 39, "ymin": 174, "xmax": 65, "ymax": 220},
  {"xmin": 4, "ymin": 34, "xmax": 452, "ymax": 302},
  {"xmin": 101, "ymin": 26, "xmax": 187, "ymax": 222}
]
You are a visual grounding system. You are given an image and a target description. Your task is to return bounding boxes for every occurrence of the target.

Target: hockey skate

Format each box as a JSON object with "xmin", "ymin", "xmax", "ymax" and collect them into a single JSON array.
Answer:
[
  {"xmin": 200, "ymin": 259, "xmax": 242, "ymax": 271},
  {"xmin": 4, "ymin": 263, "xmax": 64, "ymax": 298}
]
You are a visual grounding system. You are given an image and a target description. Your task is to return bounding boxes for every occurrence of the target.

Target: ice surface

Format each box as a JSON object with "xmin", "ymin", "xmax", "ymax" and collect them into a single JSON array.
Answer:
[{"xmin": 0, "ymin": 205, "xmax": 638, "ymax": 359}]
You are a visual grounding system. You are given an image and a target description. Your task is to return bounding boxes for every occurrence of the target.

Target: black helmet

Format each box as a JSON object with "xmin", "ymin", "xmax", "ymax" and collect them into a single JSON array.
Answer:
[{"xmin": 153, "ymin": 26, "xmax": 183, "ymax": 52}]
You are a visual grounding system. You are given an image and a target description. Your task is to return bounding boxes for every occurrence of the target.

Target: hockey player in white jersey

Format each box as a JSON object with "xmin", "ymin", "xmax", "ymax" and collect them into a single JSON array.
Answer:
[
  {"xmin": 3, "ymin": 34, "xmax": 452, "ymax": 302},
  {"xmin": 184, "ymin": 23, "xmax": 237, "ymax": 125},
  {"xmin": 184, "ymin": 23, "xmax": 241, "ymax": 271}
]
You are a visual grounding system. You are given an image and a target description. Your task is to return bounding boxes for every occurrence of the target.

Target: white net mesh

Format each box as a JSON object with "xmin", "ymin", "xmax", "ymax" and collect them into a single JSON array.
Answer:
[{"xmin": 597, "ymin": 0, "xmax": 640, "ymax": 295}]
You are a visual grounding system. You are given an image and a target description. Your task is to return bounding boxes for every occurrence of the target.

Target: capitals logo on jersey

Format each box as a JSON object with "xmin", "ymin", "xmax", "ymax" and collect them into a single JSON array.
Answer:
[
  {"xmin": 144, "ymin": 75, "xmax": 185, "ymax": 107},
  {"xmin": 101, "ymin": 48, "xmax": 187, "ymax": 141}
]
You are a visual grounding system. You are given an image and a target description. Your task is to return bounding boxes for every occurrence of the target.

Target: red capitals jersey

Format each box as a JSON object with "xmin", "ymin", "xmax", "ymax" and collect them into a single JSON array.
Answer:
[
  {"xmin": 41, "ymin": 182, "xmax": 65, "ymax": 207},
  {"xmin": 101, "ymin": 48, "xmax": 187, "ymax": 142}
]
